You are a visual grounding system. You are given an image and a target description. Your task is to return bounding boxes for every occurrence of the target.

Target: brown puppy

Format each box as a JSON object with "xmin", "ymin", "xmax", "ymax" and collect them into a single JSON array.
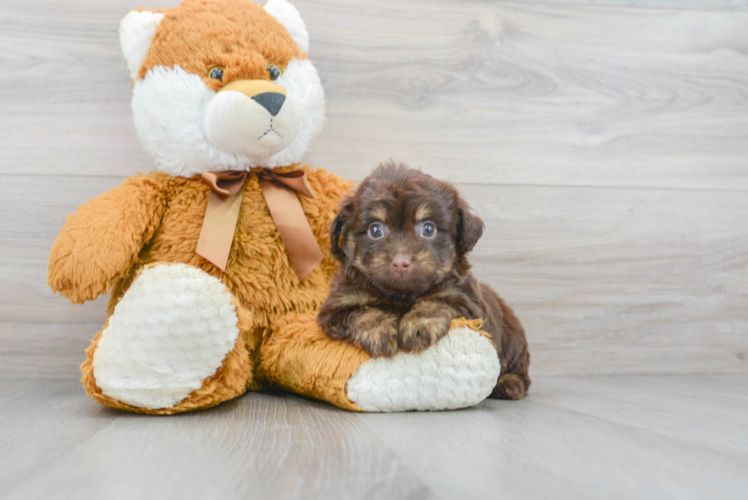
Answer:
[{"xmin": 317, "ymin": 161, "xmax": 531, "ymax": 399}]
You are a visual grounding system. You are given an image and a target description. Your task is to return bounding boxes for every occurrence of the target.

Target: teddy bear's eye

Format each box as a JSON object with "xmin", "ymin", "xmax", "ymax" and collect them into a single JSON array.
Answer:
[
  {"xmin": 267, "ymin": 65, "xmax": 281, "ymax": 81},
  {"xmin": 209, "ymin": 67, "xmax": 224, "ymax": 81}
]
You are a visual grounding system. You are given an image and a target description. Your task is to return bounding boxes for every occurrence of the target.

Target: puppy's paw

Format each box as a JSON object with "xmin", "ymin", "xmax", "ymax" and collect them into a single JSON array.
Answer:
[
  {"xmin": 398, "ymin": 311, "xmax": 451, "ymax": 353},
  {"xmin": 491, "ymin": 373, "xmax": 529, "ymax": 400},
  {"xmin": 350, "ymin": 310, "xmax": 399, "ymax": 358}
]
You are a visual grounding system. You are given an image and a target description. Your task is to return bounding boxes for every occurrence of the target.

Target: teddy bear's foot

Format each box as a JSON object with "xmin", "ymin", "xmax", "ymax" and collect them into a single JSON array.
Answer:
[
  {"xmin": 347, "ymin": 321, "xmax": 501, "ymax": 412},
  {"xmin": 82, "ymin": 263, "xmax": 253, "ymax": 414},
  {"xmin": 262, "ymin": 314, "xmax": 500, "ymax": 412}
]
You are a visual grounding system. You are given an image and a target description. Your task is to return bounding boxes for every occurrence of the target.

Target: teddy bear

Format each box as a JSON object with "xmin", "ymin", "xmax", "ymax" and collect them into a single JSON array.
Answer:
[{"xmin": 47, "ymin": 0, "xmax": 501, "ymax": 414}]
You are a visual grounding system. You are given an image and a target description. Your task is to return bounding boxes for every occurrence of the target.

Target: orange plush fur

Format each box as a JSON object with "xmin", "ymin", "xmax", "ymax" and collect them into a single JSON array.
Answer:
[
  {"xmin": 50, "ymin": 166, "xmax": 358, "ymax": 414},
  {"xmin": 46, "ymin": 0, "xmax": 358, "ymax": 414},
  {"xmin": 139, "ymin": 0, "xmax": 304, "ymax": 89}
]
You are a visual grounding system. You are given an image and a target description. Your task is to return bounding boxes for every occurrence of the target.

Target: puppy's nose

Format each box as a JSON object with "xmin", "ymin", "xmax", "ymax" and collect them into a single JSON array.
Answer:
[
  {"xmin": 392, "ymin": 255, "xmax": 411, "ymax": 274},
  {"xmin": 252, "ymin": 92, "xmax": 286, "ymax": 117}
]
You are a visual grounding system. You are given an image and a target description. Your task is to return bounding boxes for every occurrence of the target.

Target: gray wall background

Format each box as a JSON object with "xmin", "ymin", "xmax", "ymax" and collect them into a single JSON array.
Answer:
[{"xmin": 1, "ymin": 0, "xmax": 746, "ymax": 378}]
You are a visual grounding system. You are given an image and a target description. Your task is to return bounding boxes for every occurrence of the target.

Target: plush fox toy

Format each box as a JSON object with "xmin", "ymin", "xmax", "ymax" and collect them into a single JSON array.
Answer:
[{"xmin": 48, "ymin": 0, "xmax": 501, "ymax": 414}]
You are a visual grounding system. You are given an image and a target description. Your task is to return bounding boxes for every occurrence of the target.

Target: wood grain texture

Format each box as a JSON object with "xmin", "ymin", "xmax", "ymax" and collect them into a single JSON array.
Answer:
[
  {"xmin": 357, "ymin": 375, "xmax": 748, "ymax": 500},
  {"xmin": 2, "ymin": 0, "xmax": 748, "ymax": 189},
  {"xmin": 1, "ymin": 0, "xmax": 747, "ymax": 379},
  {"xmin": 511, "ymin": 0, "xmax": 748, "ymax": 10},
  {"xmin": 0, "ymin": 379, "xmax": 431, "ymax": 500},
  {"xmin": 306, "ymin": 0, "xmax": 748, "ymax": 189},
  {"xmin": 1, "ymin": 376, "xmax": 747, "ymax": 500}
]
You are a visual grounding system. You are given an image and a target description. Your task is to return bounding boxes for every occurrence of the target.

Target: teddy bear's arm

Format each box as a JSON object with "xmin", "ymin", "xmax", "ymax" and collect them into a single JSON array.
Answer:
[{"xmin": 48, "ymin": 175, "xmax": 167, "ymax": 304}]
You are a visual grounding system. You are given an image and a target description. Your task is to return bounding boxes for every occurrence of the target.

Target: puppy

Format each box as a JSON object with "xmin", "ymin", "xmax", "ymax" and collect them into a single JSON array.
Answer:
[{"xmin": 317, "ymin": 162, "xmax": 531, "ymax": 399}]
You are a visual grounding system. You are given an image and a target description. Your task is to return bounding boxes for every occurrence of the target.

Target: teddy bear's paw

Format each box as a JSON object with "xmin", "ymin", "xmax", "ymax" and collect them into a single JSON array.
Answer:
[
  {"xmin": 346, "ymin": 325, "xmax": 501, "ymax": 412},
  {"xmin": 91, "ymin": 264, "xmax": 240, "ymax": 410}
]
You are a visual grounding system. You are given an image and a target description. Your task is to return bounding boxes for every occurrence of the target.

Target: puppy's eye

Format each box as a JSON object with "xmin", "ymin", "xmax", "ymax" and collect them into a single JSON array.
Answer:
[
  {"xmin": 417, "ymin": 221, "xmax": 437, "ymax": 240},
  {"xmin": 209, "ymin": 67, "xmax": 224, "ymax": 81},
  {"xmin": 267, "ymin": 65, "xmax": 281, "ymax": 81},
  {"xmin": 367, "ymin": 222, "xmax": 388, "ymax": 240}
]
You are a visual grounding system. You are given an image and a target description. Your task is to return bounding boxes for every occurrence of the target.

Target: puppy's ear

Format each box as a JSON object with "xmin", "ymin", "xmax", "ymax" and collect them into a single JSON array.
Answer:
[
  {"xmin": 330, "ymin": 196, "xmax": 354, "ymax": 262},
  {"xmin": 456, "ymin": 197, "xmax": 484, "ymax": 256}
]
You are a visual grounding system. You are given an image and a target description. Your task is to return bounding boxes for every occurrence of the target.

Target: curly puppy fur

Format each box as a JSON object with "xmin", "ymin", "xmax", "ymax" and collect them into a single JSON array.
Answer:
[{"xmin": 317, "ymin": 162, "xmax": 531, "ymax": 399}]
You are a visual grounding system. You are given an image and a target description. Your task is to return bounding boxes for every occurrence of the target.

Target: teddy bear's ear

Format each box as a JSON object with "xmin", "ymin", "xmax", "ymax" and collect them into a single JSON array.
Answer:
[
  {"xmin": 263, "ymin": 0, "xmax": 309, "ymax": 53},
  {"xmin": 120, "ymin": 10, "xmax": 165, "ymax": 80}
]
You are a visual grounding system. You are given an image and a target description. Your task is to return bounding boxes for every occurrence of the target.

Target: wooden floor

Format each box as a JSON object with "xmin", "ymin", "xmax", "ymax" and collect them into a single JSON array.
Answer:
[{"xmin": 0, "ymin": 375, "xmax": 746, "ymax": 500}]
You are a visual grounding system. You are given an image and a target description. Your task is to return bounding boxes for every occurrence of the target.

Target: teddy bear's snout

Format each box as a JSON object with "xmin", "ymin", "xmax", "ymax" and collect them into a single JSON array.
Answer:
[
  {"xmin": 203, "ymin": 78, "xmax": 300, "ymax": 158},
  {"xmin": 218, "ymin": 79, "xmax": 289, "ymax": 117}
]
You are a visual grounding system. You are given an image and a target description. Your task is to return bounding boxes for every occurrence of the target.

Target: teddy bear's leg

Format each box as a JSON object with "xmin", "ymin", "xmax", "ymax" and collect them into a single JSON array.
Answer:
[
  {"xmin": 80, "ymin": 263, "xmax": 255, "ymax": 415},
  {"xmin": 260, "ymin": 313, "xmax": 501, "ymax": 412},
  {"xmin": 259, "ymin": 311, "xmax": 370, "ymax": 411}
]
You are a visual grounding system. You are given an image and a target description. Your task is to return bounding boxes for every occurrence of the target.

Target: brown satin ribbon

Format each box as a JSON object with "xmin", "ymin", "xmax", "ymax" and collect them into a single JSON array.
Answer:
[{"xmin": 196, "ymin": 169, "xmax": 323, "ymax": 281}]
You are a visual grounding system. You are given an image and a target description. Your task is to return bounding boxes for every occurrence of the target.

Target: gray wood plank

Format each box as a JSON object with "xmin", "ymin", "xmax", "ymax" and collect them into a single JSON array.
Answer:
[
  {"xmin": 2, "ymin": 376, "xmax": 747, "ymax": 500},
  {"xmin": 0, "ymin": 175, "xmax": 125, "ymax": 248},
  {"xmin": 0, "ymin": 379, "xmax": 117, "ymax": 494},
  {"xmin": 467, "ymin": 183, "xmax": 748, "ymax": 376},
  {"xmin": 305, "ymin": 0, "xmax": 748, "ymax": 189},
  {"xmin": 1, "ymin": 0, "xmax": 748, "ymax": 190},
  {"xmin": 528, "ymin": 375, "xmax": 748, "ymax": 455},
  {"xmin": 0, "ymin": 322, "xmax": 99, "ymax": 378},
  {"xmin": 0, "ymin": 245, "xmax": 109, "ymax": 325},
  {"xmin": 506, "ymin": 0, "xmax": 748, "ymax": 10},
  {"xmin": 356, "ymin": 376, "xmax": 748, "ymax": 500},
  {"xmin": 1, "ymin": 380, "xmax": 433, "ymax": 500}
]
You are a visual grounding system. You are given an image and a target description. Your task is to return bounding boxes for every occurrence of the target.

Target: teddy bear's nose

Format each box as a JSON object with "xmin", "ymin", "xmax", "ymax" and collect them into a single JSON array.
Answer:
[
  {"xmin": 217, "ymin": 79, "xmax": 288, "ymax": 117},
  {"xmin": 252, "ymin": 92, "xmax": 286, "ymax": 117}
]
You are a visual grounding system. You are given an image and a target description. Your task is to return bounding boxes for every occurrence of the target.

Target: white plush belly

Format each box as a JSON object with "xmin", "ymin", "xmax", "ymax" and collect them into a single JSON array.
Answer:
[{"xmin": 346, "ymin": 326, "xmax": 501, "ymax": 412}]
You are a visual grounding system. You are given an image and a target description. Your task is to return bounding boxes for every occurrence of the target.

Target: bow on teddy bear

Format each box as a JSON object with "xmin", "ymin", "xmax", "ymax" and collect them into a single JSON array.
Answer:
[{"xmin": 47, "ymin": 0, "xmax": 501, "ymax": 414}]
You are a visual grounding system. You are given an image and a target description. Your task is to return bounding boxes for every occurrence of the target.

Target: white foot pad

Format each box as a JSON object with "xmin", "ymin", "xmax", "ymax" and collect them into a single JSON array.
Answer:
[
  {"xmin": 93, "ymin": 264, "xmax": 239, "ymax": 409},
  {"xmin": 347, "ymin": 326, "xmax": 501, "ymax": 412}
]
